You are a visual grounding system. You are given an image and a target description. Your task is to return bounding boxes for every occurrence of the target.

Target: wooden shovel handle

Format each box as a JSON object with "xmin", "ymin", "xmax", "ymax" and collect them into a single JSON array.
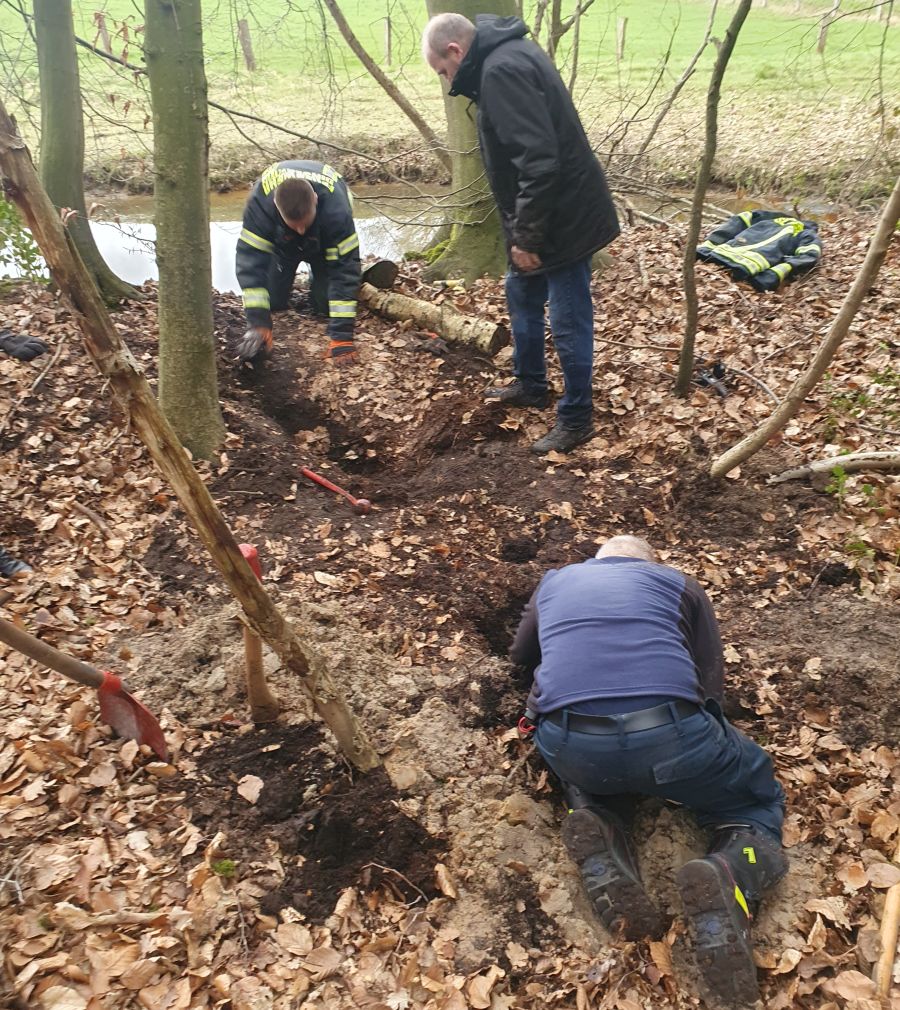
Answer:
[{"xmin": 0, "ymin": 615, "xmax": 104, "ymax": 689}]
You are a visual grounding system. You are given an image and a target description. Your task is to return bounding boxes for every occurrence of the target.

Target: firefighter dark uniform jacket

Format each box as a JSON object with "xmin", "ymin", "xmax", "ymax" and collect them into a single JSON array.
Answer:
[
  {"xmin": 236, "ymin": 161, "xmax": 361, "ymax": 341},
  {"xmin": 697, "ymin": 210, "xmax": 821, "ymax": 291},
  {"xmin": 449, "ymin": 15, "xmax": 619, "ymax": 273}
]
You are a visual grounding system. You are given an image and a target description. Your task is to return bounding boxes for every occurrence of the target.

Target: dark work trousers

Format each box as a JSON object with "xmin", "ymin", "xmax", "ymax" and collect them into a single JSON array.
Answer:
[
  {"xmin": 504, "ymin": 255, "xmax": 594, "ymax": 428},
  {"xmin": 267, "ymin": 252, "xmax": 328, "ymax": 316},
  {"xmin": 535, "ymin": 703, "xmax": 785, "ymax": 840}
]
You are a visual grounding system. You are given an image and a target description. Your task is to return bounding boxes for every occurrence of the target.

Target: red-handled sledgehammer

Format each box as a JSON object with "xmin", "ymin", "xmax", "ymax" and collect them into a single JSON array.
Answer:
[{"xmin": 300, "ymin": 466, "xmax": 372, "ymax": 515}]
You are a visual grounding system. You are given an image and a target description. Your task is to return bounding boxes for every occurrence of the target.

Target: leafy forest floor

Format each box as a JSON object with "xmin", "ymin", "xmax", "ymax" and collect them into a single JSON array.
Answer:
[{"xmin": 1, "ymin": 210, "xmax": 899, "ymax": 1010}]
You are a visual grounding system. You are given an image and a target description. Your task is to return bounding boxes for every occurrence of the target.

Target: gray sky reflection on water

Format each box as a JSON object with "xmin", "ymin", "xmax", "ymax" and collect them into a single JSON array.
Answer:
[{"xmin": 2, "ymin": 184, "xmax": 441, "ymax": 290}]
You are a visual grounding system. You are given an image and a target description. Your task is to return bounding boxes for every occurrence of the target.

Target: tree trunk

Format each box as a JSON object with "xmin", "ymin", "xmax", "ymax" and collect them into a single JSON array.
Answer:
[
  {"xmin": 145, "ymin": 0, "xmax": 224, "ymax": 460},
  {"xmin": 675, "ymin": 0, "xmax": 752, "ymax": 398},
  {"xmin": 321, "ymin": 0, "xmax": 451, "ymax": 174},
  {"xmin": 0, "ymin": 99, "xmax": 380, "ymax": 773},
  {"xmin": 710, "ymin": 174, "xmax": 900, "ymax": 478},
  {"xmin": 33, "ymin": 0, "xmax": 138, "ymax": 306},
  {"xmin": 423, "ymin": 0, "xmax": 512, "ymax": 283},
  {"xmin": 237, "ymin": 19, "xmax": 256, "ymax": 71}
]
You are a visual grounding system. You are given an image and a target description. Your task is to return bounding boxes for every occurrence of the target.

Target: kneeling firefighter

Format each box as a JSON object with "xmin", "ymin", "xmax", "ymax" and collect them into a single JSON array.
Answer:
[{"xmin": 235, "ymin": 160, "xmax": 361, "ymax": 366}]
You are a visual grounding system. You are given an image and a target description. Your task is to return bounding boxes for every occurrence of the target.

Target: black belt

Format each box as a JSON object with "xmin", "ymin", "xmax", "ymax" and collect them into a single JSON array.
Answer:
[{"xmin": 543, "ymin": 699, "xmax": 701, "ymax": 735}]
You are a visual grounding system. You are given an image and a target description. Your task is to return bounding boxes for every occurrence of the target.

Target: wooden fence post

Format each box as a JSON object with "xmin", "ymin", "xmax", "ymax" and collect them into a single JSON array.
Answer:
[
  {"xmin": 616, "ymin": 16, "xmax": 627, "ymax": 62},
  {"xmin": 818, "ymin": 0, "xmax": 840, "ymax": 54},
  {"xmin": 237, "ymin": 18, "xmax": 256, "ymax": 71}
]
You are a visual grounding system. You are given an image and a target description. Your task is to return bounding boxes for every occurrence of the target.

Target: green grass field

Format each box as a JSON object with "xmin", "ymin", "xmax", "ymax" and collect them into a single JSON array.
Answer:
[{"xmin": 0, "ymin": 0, "xmax": 897, "ymax": 198}]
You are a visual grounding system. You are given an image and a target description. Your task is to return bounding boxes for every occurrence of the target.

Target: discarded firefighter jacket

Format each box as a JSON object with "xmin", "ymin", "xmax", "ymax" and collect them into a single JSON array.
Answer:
[
  {"xmin": 696, "ymin": 210, "xmax": 821, "ymax": 291},
  {"xmin": 236, "ymin": 160, "xmax": 361, "ymax": 341}
]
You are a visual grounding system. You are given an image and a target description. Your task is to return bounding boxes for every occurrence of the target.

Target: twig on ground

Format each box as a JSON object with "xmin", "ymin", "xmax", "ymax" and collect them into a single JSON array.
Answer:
[
  {"xmin": 361, "ymin": 862, "xmax": 428, "ymax": 907},
  {"xmin": 727, "ymin": 366, "xmax": 780, "ymax": 405},
  {"xmin": 0, "ymin": 333, "xmax": 69, "ymax": 435},
  {"xmin": 70, "ymin": 501, "xmax": 113, "ymax": 539},
  {"xmin": 0, "ymin": 854, "xmax": 27, "ymax": 904}
]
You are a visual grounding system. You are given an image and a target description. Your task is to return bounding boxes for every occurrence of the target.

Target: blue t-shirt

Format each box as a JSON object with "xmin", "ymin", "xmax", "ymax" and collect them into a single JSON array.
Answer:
[{"xmin": 510, "ymin": 557, "xmax": 724, "ymax": 713}]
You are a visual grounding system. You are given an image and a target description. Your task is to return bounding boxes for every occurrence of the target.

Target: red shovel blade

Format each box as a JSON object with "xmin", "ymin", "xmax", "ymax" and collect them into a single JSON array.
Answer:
[{"xmin": 97, "ymin": 672, "xmax": 169, "ymax": 761}]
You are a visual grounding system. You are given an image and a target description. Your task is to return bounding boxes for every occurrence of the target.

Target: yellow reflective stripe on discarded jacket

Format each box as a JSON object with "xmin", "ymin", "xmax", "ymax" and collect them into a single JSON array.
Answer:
[
  {"xmin": 771, "ymin": 263, "xmax": 792, "ymax": 280},
  {"xmin": 329, "ymin": 300, "xmax": 357, "ymax": 318},
  {"xmin": 795, "ymin": 243, "xmax": 821, "ymax": 255},
  {"xmin": 242, "ymin": 287, "xmax": 270, "ymax": 309},
  {"xmin": 239, "ymin": 228, "xmax": 275, "ymax": 254},
  {"xmin": 710, "ymin": 243, "xmax": 767, "ymax": 275}
]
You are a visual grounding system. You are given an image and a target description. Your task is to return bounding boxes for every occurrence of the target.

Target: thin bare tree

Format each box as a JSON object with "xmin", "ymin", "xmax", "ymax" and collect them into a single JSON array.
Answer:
[{"xmin": 675, "ymin": 0, "xmax": 753, "ymax": 399}]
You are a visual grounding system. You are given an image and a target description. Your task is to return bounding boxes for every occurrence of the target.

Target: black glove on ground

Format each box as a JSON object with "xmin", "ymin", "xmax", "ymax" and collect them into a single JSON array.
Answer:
[{"xmin": 0, "ymin": 330, "xmax": 49, "ymax": 362}]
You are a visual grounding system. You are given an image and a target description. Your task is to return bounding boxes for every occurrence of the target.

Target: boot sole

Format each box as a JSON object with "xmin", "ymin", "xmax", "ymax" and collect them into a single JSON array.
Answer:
[
  {"xmin": 562, "ymin": 810, "xmax": 665, "ymax": 941},
  {"xmin": 677, "ymin": 858, "xmax": 759, "ymax": 1005}
]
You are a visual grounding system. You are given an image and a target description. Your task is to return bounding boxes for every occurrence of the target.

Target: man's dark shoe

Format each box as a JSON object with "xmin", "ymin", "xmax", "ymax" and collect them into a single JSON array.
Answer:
[
  {"xmin": 677, "ymin": 826, "xmax": 787, "ymax": 1005},
  {"xmin": 531, "ymin": 422, "xmax": 595, "ymax": 455},
  {"xmin": 0, "ymin": 546, "xmax": 32, "ymax": 578},
  {"xmin": 562, "ymin": 808, "xmax": 666, "ymax": 940},
  {"xmin": 484, "ymin": 380, "xmax": 549, "ymax": 409}
]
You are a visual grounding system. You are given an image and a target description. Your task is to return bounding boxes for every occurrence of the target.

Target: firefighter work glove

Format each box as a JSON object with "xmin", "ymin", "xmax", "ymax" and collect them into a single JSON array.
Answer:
[
  {"xmin": 0, "ymin": 330, "xmax": 49, "ymax": 362},
  {"xmin": 236, "ymin": 327, "xmax": 273, "ymax": 366},
  {"xmin": 326, "ymin": 340, "xmax": 358, "ymax": 366}
]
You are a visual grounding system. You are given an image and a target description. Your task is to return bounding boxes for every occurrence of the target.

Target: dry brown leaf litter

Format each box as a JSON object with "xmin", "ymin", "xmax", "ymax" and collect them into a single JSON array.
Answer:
[{"xmin": 1, "ymin": 210, "xmax": 899, "ymax": 1009}]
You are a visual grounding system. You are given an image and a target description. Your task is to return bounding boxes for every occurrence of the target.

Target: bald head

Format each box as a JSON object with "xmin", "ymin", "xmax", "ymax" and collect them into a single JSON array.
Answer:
[
  {"xmin": 422, "ymin": 13, "xmax": 475, "ymax": 83},
  {"xmin": 596, "ymin": 535, "xmax": 656, "ymax": 562}
]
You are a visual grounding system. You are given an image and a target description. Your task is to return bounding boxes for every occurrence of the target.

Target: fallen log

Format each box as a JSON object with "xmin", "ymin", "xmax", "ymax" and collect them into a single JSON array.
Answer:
[
  {"xmin": 768, "ymin": 450, "xmax": 900, "ymax": 484},
  {"xmin": 359, "ymin": 281, "xmax": 509, "ymax": 356}
]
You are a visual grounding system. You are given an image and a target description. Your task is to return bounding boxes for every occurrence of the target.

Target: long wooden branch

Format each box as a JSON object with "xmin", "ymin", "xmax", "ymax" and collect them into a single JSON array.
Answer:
[
  {"xmin": 0, "ymin": 99, "xmax": 380, "ymax": 771},
  {"xmin": 320, "ymin": 0, "xmax": 451, "ymax": 174},
  {"xmin": 710, "ymin": 174, "xmax": 900, "ymax": 478},
  {"xmin": 768, "ymin": 451, "xmax": 900, "ymax": 484}
]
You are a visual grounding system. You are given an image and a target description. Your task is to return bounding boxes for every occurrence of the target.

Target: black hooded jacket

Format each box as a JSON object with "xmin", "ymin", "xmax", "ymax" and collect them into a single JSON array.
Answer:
[{"xmin": 450, "ymin": 15, "xmax": 619, "ymax": 273}]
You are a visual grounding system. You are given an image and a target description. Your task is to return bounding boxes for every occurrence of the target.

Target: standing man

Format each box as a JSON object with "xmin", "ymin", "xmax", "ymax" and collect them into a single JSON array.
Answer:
[
  {"xmin": 235, "ymin": 160, "xmax": 361, "ymax": 366},
  {"xmin": 422, "ymin": 14, "xmax": 619, "ymax": 454},
  {"xmin": 511, "ymin": 535, "xmax": 787, "ymax": 1005}
]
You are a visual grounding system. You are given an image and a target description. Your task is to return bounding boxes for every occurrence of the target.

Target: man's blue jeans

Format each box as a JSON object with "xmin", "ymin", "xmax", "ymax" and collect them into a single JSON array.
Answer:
[
  {"xmin": 535, "ymin": 703, "xmax": 785, "ymax": 840},
  {"xmin": 505, "ymin": 256, "xmax": 594, "ymax": 428}
]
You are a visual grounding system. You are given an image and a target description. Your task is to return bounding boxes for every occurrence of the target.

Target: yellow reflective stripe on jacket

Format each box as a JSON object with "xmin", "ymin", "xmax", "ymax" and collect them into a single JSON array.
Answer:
[
  {"xmin": 324, "ymin": 247, "xmax": 339, "ymax": 262},
  {"xmin": 737, "ymin": 211, "xmax": 753, "ymax": 227},
  {"xmin": 795, "ymin": 243, "xmax": 820, "ymax": 255},
  {"xmin": 711, "ymin": 243, "xmax": 765, "ymax": 274},
  {"xmin": 771, "ymin": 263, "xmax": 792, "ymax": 280},
  {"xmin": 242, "ymin": 287, "xmax": 270, "ymax": 309},
  {"xmin": 239, "ymin": 228, "xmax": 275, "ymax": 254},
  {"xmin": 337, "ymin": 232, "xmax": 359, "ymax": 256},
  {"xmin": 260, "ymin": 162, "xmax": 341, "ymax": 195},
  {"xmin": 734, "ymin": 224, "xmax": 800, "ymax": 257},
  {"xmin": 329, "ymin": 300, "xmax": 357, "ymax": 318}
]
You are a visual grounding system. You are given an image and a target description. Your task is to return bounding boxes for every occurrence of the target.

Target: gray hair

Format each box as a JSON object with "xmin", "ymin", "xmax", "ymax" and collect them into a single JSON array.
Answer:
[
  {"xmin": 596, "ymin": 535, "xmax": 656, "ymax": 562},
  {"xmin": 421, "ymin": 13, "xmax": 475, "ymax": 60}
]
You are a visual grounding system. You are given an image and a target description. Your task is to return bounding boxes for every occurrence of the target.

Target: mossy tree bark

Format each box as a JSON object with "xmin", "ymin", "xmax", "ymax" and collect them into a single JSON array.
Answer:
[
  {"xmin": 145, "ymin": 0, "xmax": 224, "ymax": 459},
  {"xmin": 33, "ymin": 0, "xmax": 138, "ymax": 306},
  {"xmin": 423, "ymin": 0, "xmax": 514, "ymax": 283}
]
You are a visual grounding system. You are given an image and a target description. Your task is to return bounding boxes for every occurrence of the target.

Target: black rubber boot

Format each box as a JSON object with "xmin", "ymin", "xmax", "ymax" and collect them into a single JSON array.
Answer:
[
  {"xmin": 484, "ymin": 380, "xmax": 550, "ymax": 408},
  {"xmin": 531, "ymin": 421, "xmax": 596, "ymax": 454},
  {"xmin": 677, "ymin": 825, "xmax": 788, "ymax": 1005},
  {"xmin": 562, "ymin": 806, "xmax": 666, "ymax": 940}
]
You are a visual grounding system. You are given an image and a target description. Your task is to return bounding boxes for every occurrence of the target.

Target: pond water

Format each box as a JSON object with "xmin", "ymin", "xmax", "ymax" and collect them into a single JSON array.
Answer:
[{"xmin": 3, "ymin": 184, "xmax": 443, "ymax": 293}]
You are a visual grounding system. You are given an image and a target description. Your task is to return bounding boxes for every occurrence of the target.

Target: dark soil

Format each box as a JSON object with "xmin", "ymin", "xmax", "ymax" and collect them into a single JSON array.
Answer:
[{"xmin": 186, "ymin": 723, "xmax": 444, "ymax": 922}]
